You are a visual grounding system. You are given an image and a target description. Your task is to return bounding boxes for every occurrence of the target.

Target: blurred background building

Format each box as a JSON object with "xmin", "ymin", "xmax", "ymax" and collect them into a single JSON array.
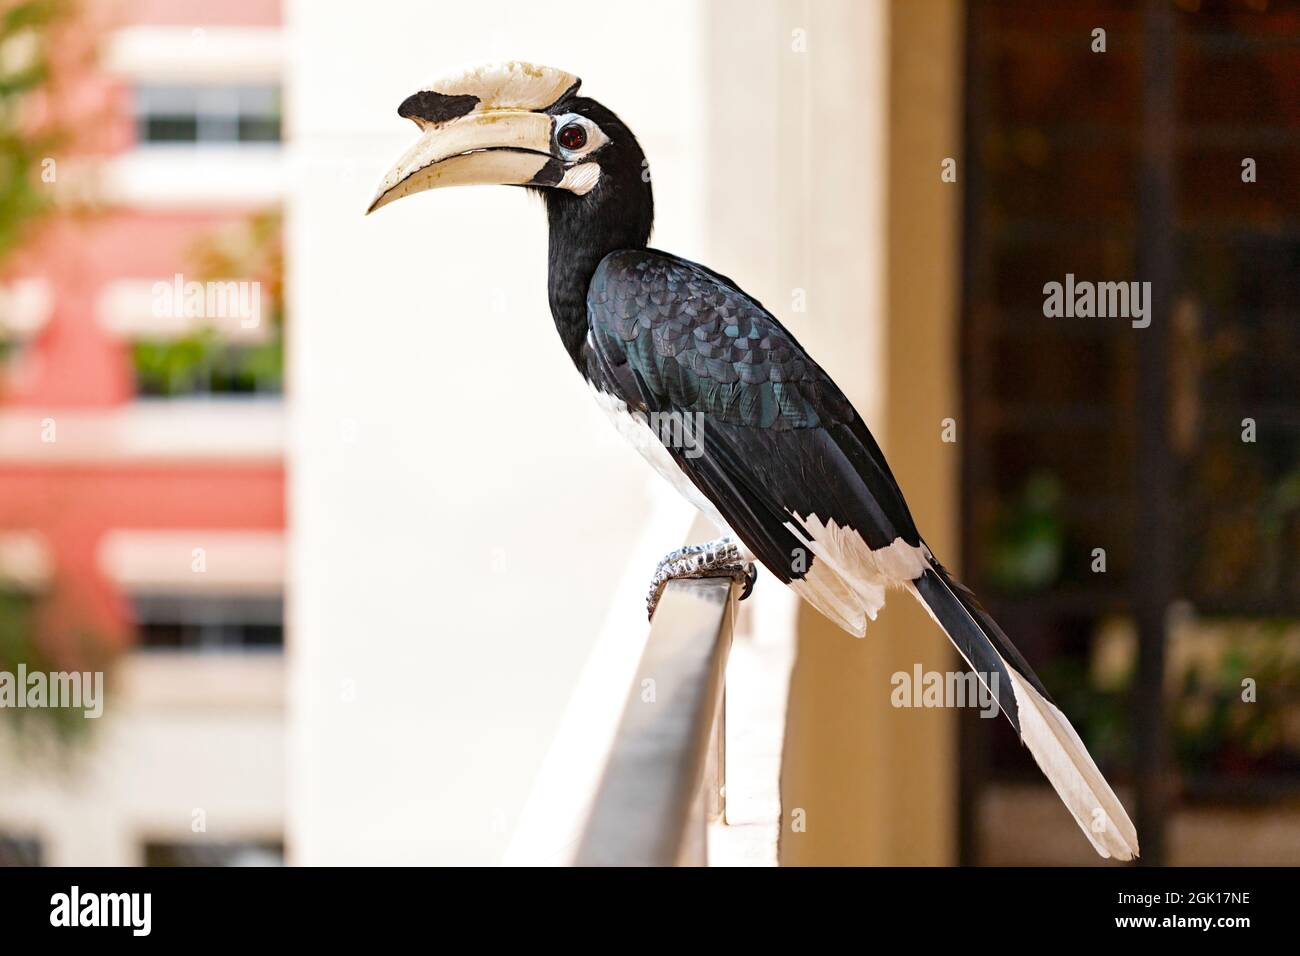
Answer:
[
  {"xmin": 0, "ymin": 0, "xmax": 284, "ymax": 865},
  {"xmin": 0, "ymin": 0, "xmax": 1297, "ymax": 866}
]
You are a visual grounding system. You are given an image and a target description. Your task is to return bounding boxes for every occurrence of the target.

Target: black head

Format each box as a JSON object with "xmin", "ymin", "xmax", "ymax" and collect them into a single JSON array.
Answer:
[
  {"xmin": 367, "ymin": 61, "xmax": 653, "ymax": 247},
  {"xmin": 534, "ymin": 94, "xmax": 653, "ymax": 254}
]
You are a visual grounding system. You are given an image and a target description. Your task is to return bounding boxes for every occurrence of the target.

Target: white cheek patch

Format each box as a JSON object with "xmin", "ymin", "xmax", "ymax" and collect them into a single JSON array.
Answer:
[{"xmin": 559, "ymin": 163, "xmax": 601, "ymax": 195}]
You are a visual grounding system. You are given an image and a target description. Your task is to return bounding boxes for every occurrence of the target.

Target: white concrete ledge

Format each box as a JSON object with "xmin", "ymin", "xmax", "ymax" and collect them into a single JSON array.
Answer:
[
  {"xmin": 119, "ymin": 650, "xmax": 285, "ymax": 712},
  {"xmin": 99, "ymin": 529, "xmax": 284, "ymax": 595},
  {"xmin": 97, "ymin": 149, "xmax": 284, "ymax": 208},
  {"xmin": 103, "ymin": 27, "xmax": 283, "ymax": 84},
  {"xmin": 0, "ymin": 400, "xmax": 285, "ymax": 463}
]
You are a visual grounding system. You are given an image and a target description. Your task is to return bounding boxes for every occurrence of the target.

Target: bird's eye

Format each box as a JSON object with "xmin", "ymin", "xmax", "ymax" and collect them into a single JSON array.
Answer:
[{"xmin": 558, "ymin": 123, "xmax": 587, "ymax": 151}]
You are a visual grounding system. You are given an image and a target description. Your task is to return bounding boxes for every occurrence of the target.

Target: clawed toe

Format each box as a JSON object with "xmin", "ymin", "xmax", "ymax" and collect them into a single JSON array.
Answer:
[
  {"xmin": 645, "ymin": 536, "xmax": 758, "ymax": 619},
  {"xmin": 738, "ymin": 563, "xmax": 757, "ymax": 601}
]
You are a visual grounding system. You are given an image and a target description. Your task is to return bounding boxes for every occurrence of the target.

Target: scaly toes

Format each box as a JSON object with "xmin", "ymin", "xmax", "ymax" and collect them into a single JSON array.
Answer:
[{"xmin": 645, "ymin": 539, "xmax": 756, "ymax": 619}]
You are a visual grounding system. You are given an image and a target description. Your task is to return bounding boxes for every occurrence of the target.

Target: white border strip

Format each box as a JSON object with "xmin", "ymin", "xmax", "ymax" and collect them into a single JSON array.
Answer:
[
  {"xmin": 103, "ymin": 27, "xmax": 283, "ymax": 83},
  {"xmin": 0, "ymin": 401, "xmax": 285, "ymax": 463}
]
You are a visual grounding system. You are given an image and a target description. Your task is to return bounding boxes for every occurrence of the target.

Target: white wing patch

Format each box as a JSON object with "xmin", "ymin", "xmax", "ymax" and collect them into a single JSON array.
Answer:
[{"xmin": 784, "ymin": 513, "xmax": 930, "ymax": 637}]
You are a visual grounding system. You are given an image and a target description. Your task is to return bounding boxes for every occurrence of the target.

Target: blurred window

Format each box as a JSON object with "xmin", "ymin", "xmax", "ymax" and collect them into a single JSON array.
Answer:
[
  {"xmin": 134, "ymin": 84, "xmax": 282, "ymax": 146},
  {"xmin": 132, "ymin": 593, "xmax": 283, "ymax": 652},
  {"xmin": 131, "ymin": 338, "xmax": 283, "ymax": 398},
  {"xmin": 0, "ymin": 833, "xmax": 41, "ymax": 866},
  {"xmin": 144, "ymin": 840, "xmax": 283, "ymax": 866}
]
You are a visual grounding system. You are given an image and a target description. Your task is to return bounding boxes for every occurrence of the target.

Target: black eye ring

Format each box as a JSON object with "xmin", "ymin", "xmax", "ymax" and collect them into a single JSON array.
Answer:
[{"xmin": 558, "ymin": 122, "xmax": 587, "ymax": 151}]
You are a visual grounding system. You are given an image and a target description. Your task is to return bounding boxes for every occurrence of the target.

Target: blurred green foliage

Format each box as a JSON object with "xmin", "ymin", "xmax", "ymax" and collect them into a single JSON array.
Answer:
[
  {"xmin": 0, "ymin": 587, "xmax": 101, "ymax": 748},
  {"xmin": 1045, "ymin": 621, "xmax": 1300, "ymax": 795},
  {"xmin": 130, "ymin": 210, "xmax": 285, "ymax": 396},
  {"xmin": 1174, "ymin": 623, "xmax": 1300, "ymax": 783},
  {"xmin": 0, "ymin": 0, "xmax": 95, "ymax": 746},
  {"xmin": 0, "ymin": 0, "xmax": 68, "ymax": 264},
  {"xmin": 984, "ymin": 472, "xmax": 1066, "ymax": 593}
]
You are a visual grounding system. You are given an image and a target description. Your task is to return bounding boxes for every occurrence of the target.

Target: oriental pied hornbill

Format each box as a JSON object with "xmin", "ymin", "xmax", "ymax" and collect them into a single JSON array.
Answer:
[{"xmin": 367, "ymin": 61, "xmax": 1138, "ymax": 861}]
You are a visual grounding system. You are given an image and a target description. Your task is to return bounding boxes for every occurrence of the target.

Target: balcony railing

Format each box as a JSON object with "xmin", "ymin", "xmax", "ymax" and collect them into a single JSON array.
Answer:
[{"xmin": 574, "ymin": 576, "xmax": 737, "ymax": 866}]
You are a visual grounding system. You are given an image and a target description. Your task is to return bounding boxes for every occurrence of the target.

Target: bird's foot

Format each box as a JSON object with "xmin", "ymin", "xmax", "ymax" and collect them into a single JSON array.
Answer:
[{"xmin": 645, "ymin": 537, "xmax": 757, "ymax": 620}]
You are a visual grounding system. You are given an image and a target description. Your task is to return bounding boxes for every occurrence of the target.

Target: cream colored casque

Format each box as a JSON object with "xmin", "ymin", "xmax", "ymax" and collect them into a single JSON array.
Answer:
[{"xmin": 368, "ymin": 61, "xmax": 605, "ymax": 214}]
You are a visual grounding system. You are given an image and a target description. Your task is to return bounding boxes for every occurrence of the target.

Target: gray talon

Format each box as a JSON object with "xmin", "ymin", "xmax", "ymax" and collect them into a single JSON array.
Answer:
[{"xmin": 645, "ymin": 536, "xmax": 757, "ymax": 619}]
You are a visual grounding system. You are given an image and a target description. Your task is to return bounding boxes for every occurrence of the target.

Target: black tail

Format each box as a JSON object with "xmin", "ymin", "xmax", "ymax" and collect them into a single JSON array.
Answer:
[{"xmin": 910, "ymin": 559, "xmax": 1139, "ymax": 860}]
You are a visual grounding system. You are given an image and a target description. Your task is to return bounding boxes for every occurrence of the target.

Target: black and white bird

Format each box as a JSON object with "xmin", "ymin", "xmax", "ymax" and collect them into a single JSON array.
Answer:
[{"xmin": 367, "ymin": 61, "xmax": 1138, "ymax": 861}]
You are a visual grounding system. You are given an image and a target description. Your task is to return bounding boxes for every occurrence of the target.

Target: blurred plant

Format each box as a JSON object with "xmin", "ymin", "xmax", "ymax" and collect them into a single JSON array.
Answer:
[
  {"xmin": 0, "ymin": 0, "xmax": 76, "ymax": 377},
  {"xmin": 1260, "ymin": 467, "xmax": 1300, "ymax": 596},
  {"xmin": 0, "ymin": 584, "xmax": 106, "ymax": 750},
  {"xmin": 130, "ymin": 209, "xmax": 284, "ymax": 396},
  {"xmin": 1189, "ymin": 429, "xmax": 1300, "ymax": 604},
  {"xmin": 984, "ymin": 471, "xmax": 1065, "ymax": 593},
  {"xmin": 1174, "ymin": 621, "xmax": 1300, "ymax": 782},
  {"xmin": 0, "ymin": 1, "xmax": 106, "ymax": 748},
  {"xmin": 1043, "ymin": 618, "xmax": 1300, "ymax": 794},
  {"xmin": 0, "ymin": 0, "xmax": 71, "ymax": 262}
]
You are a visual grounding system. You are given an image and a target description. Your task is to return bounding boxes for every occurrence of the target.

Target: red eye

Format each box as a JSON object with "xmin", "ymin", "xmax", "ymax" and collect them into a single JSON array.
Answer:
[{"xmin": 558, "ymin": 123, "xmax": 587, "ymax": 151}]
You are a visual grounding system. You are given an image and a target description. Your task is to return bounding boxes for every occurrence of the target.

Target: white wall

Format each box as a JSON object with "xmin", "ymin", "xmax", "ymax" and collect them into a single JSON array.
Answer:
[{"xmin": 286, "ymin": 0, "xmax": 708, "ymax": 864}]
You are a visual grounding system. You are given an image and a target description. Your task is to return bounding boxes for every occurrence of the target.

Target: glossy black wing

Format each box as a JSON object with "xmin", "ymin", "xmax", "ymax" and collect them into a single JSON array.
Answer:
[{"xmin": 584, "ymin": 248, "xmax": 921, "ymax": 585}]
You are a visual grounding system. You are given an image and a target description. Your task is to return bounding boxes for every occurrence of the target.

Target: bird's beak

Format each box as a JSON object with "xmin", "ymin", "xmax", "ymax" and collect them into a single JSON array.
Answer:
[{"xmin": 366, "ymin": 109, "xmax": 555, "ymax": 215}]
